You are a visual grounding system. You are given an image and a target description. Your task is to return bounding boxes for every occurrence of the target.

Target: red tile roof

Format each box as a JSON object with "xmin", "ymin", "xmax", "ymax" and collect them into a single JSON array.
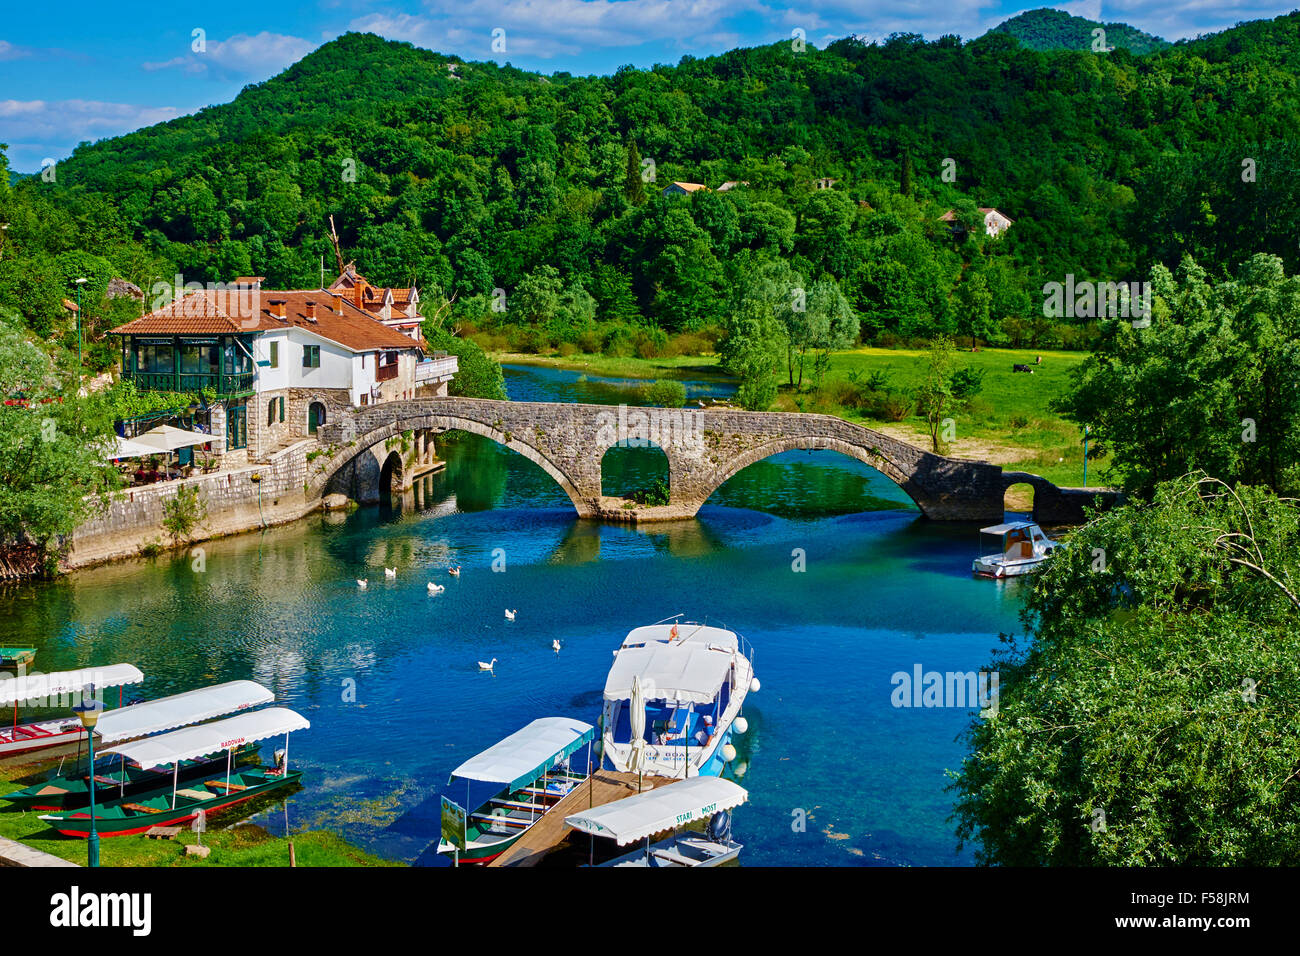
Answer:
[{"xmin": 109, "ymin": 289, "xmax": 423, "ymax": 352}]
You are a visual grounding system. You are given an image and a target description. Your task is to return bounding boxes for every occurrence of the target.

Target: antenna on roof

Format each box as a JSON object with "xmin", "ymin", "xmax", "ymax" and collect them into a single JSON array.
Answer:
[{"xmin": 328, "ymin": 215, "xmax": 345, "ymax": 276}]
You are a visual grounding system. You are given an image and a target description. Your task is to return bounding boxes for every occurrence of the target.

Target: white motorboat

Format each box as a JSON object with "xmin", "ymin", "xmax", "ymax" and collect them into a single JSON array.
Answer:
[
  {"xmin": 972, "ymin": 521, "xmax": 1060, "ymax": 577},
  {"xmin": 601, "ymin": 619, "xmax": 756, "ymax": 779}
]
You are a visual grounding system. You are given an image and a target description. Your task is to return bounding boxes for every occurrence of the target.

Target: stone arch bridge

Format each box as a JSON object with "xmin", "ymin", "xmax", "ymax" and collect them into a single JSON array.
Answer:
[{"xmin": 312, "ymin": 397, "xmax": 1115, "ymax": 524}]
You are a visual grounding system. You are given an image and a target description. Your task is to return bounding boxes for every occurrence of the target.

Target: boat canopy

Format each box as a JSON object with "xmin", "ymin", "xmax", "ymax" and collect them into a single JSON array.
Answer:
[
  {"xmin": 449, "ymin": 717, "xmax": 595, "ymax": 791},
  {"xmin": 564, "ymin": 776, "xmax": 748, "ymax": 846},
  {"xmin": 979, "ymin": 522, "xmax": 1035, "ymax": 535},
  {"xmin": 101, "ymin": 707, "xmax": 309, "ymax": 770},
  {"xmin": 0, "ymin": 664, "xmax": 144, "ymax": 706},
  {"xmin": 621, "ymin": 623, "xmax": 738, "ymax": 652},
  {"xmin": 95, "ymin": 680, "xmax": 274, "ymax": 744},
  {"xmin": 604, "ymin": 643, "xmax": 733, "ymax": 705}
]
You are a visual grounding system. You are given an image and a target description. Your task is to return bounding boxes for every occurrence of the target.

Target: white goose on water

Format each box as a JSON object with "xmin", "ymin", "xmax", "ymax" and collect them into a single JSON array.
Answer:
[
  {"xmin": 356, "ymin": 579, "xmax": 368, "ymax": 589},
  {"xmin": 478, "ymin": 657, "xmax": 497, "ymax": 672},
  {"xmin": 448, "ymin": 566, "xmax": 461, "ymax": 577},
  {"xmin": 504, "ymin": 609, "xmax": 517, "ymax": 621},
  {"xmin": 385, "ymin": 567, "xmax": 397, "ymax": 579},
  {"xmin": 427, "ymin": 582, "xmax": 445, "ymax": 594},
  {"xmin": 552, "ymin": 639, "xmax": 562, "ymax": 652}
]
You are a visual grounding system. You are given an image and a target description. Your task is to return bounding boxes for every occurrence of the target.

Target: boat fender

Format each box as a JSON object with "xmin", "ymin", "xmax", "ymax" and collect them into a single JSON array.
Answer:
[
  {"xmin": 750, "ymin": 677, "xmax": 761, "ymax": 693},
  {"xmin": 733, "ymin": 717, "xmax": 748, "ymax": 734},
  {"xmin": 721, "ymin": 744, "xmax": 737, "ymax": 763},
  {"xmin": 708, "ymin": 810, "xmax": 731, "ymax": 843}
]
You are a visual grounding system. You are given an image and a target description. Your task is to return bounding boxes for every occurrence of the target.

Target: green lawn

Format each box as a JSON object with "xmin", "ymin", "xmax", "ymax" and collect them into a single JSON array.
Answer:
[
  {"xmin": 495, "ymin": 346, "xmax": 1107, "ymax": 490},
  {"xmin": 814, "ymin": 347, "xmax": 1104, "ymax": 489},
  {"xmin": 0, "ymin": 772, "xmax": 399, "ymax": 867}
]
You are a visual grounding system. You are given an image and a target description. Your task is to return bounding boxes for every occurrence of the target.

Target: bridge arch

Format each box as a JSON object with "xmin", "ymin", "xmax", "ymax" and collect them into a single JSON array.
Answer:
[
  {"xmin": 693, "ymin": 435, "xmax": 927, "ymax": 513},
  {"xmin": 601, "ymin": 440, "xmax": 671, "ymax": 501},
  {"xmin": 310, "ymin": 413, "xmax": 592, "ymax": 516}
]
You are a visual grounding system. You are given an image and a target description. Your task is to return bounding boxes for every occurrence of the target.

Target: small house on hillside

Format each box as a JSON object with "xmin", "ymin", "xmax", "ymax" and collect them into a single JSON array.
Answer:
[
  {"xmin": 662, "ymin": 182, "xmax": 709, "ymax": 197},
  {"xmin": 939, "ymin": 207, "xmax": 1015, "ymax": 238},
  {"xmin": 717, "ymin": 180, "xmax": 749, "ymax": 192},
  {"xmin": 814, "ymin": 177, "xmax": 838, "ymax": 190}
]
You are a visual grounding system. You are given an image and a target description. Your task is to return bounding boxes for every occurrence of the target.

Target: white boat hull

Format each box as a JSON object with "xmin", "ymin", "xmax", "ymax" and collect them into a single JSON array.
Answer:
[
  {"xmin": 0, "ymin": 717, "xmax": 85, "ymax": 756},
  {"xmin": 972, "ymin": 555, "xmax": 1051, "ymax": 577},
  {"xmin": 603, "ymin": 835, "xmax": 742, "ymax": 867}
]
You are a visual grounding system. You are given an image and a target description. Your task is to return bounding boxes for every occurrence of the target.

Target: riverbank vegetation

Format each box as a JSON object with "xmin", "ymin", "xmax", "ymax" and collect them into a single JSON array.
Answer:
[
  {"xmin": 952, "ymin": 474, "xmax": 1300, "ymax": 865},
  {"xmin": 0, "ymin": 771, "xmax": 396, "ymax": 866}
]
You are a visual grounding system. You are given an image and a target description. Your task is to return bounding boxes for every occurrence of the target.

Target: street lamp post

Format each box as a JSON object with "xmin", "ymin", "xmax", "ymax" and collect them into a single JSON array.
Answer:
[
  {"xmin": 73, "ymin": 688, "xmax": 104, "ymax": 867},
  {"xmin": 74, "ymin": 277, "xmax": 88, "ymax": 373},
  {"xmin": 1083, "ymin": 425, "xmax": 1089, "ymax": 489}
]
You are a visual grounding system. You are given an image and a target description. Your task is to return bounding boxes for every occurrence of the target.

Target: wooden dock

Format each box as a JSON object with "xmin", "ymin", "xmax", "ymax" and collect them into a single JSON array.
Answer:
[{"xmin": 488, "ymin": 770, "xmax": 674, "ymax": 867}]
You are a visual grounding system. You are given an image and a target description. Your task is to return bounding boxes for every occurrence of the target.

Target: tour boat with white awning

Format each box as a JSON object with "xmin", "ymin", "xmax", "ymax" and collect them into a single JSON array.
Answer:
[
  {"xmin": 4, "ymin": 680, "xmax": 275, "ymax": 809},
  {"xmin": 0, "ymin": 664, "xmax": 145, "ymax": 757},
  {"xmin": 437, "ymin": 716, "xmax": 595, "ymax": 865},
  {"xmin": 565, "ymin": 776, "xmax": 748, "ymax": 867},
  {"xmin": 972, "ymin": 521, "xmax": 1060, "ymax": 577},
  {"xmin": 39, "ymin": 707, "xmax": 310, "ymax": 837},
  {"xmin": 601, "ymin": 618, "xmax": 756, "ymax": 780}
]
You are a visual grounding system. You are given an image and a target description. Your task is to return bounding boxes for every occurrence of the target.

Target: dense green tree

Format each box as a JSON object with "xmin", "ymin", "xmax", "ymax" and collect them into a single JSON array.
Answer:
[
  {"xmin": 953, "ymin": 475, "xmax": 1300, "ymax": 865},
  {"xmin": 0, "ymin": 311, "xmax": 118, "ymax": 553},
  {"xmin": 719, "ymin": 298, "xmax": 784, "ymax": 410},
  {"xmin": 422, "ymin": 326, "xmax": 506, "ymax": 400},
  {"xmin": 1055, "ymin": 254, "xmax": 1300, "ymax": 497}
]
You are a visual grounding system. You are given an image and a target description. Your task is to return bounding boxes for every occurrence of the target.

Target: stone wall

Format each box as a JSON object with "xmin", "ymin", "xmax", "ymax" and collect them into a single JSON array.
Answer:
[
  {"xmin": 289, "ymin": 387, "xmax": 350, "ymax": 439},
  {"xmin": 65, "ymin": 439, "xmax": 317, "ymax": 570}
]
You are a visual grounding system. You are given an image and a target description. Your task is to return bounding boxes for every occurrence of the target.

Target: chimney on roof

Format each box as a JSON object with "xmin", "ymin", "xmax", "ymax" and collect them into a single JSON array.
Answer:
[
  {"xmin": 305, "ymin": 300, "xmax": 318, "ymax": 322},
  {"xmin": 269, "ymin": 299, "xmax": 287, "ymax": 320}
]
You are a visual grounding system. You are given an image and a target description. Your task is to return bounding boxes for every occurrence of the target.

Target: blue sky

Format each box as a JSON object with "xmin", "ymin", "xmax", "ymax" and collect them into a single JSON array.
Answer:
[{"xmin": 2, "ymin": 0, "xmax": 1296, "ymax": 171}]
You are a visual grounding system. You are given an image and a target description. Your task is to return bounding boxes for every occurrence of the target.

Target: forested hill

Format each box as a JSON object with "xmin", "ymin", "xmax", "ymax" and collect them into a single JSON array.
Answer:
[
  {"xmin": 7, "ymin": 13, "xmax": 1300, "ymax": 358},
  {"xmin": 988, "ymin": 8, "xmax": 1171, "ymax": 54}
]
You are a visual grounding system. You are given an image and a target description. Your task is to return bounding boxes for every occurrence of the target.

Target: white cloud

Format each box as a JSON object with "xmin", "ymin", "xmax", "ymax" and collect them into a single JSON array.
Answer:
[
  {"xmin": 352, "ymin": 0, "xmax": 769, "ymax": 59},
  {"xmin": 143, "ymin": 31, "xmax": 316, "ymax": 78},
  {"xmin": 0, "ymin": 100, "xmax": 181, "ymax": 170},
  {"xmin": 0, "ymin": 40, "xmax": 33, "ymax": 61}
]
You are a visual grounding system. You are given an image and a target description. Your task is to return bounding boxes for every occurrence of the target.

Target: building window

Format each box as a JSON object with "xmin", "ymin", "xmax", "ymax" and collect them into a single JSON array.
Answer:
[
  {"xmin": 279, "ymin": 396, "xmax": 285, "ymax": 422},
  {"xmin": 269, "ymin": 342, "xmax": 279, "ymax": 368},
  {"xmin": 360, "ymin": 393, "xmax": 368, "ymax": 406},
  {"xmin": 267, "ymin": 399, "xmax": 277, "ymax": 427},
  {"xmin": 226, "ymin": 402, "xmax": 248, "ymax": 450},
  {"xmin": 303, "ymin": 345, "xmax": 320, "ymax": 369}
]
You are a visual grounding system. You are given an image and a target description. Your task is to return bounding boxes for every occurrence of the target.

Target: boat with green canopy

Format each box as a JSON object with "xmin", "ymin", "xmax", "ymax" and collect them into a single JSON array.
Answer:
[
  {"xmin": 0, "ymin": 664, "xmax": 145, "ymax": 757},
  {"xmin": 39, "ymin": 707, "xmax": 309, "ymax": 838},
  {"xmin": 4, "ymin": 680, "xmax": 274, "ymax": 810},
  {"xmin": 564, "ymin": 776, "xmax": 748, "ymax": 867},
  {"xmin": 437, "ymin": 716, "xmax": 595, "ymax": 865}
]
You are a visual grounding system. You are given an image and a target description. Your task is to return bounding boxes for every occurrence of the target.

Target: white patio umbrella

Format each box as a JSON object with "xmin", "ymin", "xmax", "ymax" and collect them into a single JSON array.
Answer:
[
  {"xmin": 103, "ymin": 436, "xmax": 158, "ymax": 461},
  {"xmin": 131, "ymin": 424, "xmax": 210, "ymax": 451},
  {"xmin": 629, "ymin": 674, "xmax": 647, "ymax": 793}
]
